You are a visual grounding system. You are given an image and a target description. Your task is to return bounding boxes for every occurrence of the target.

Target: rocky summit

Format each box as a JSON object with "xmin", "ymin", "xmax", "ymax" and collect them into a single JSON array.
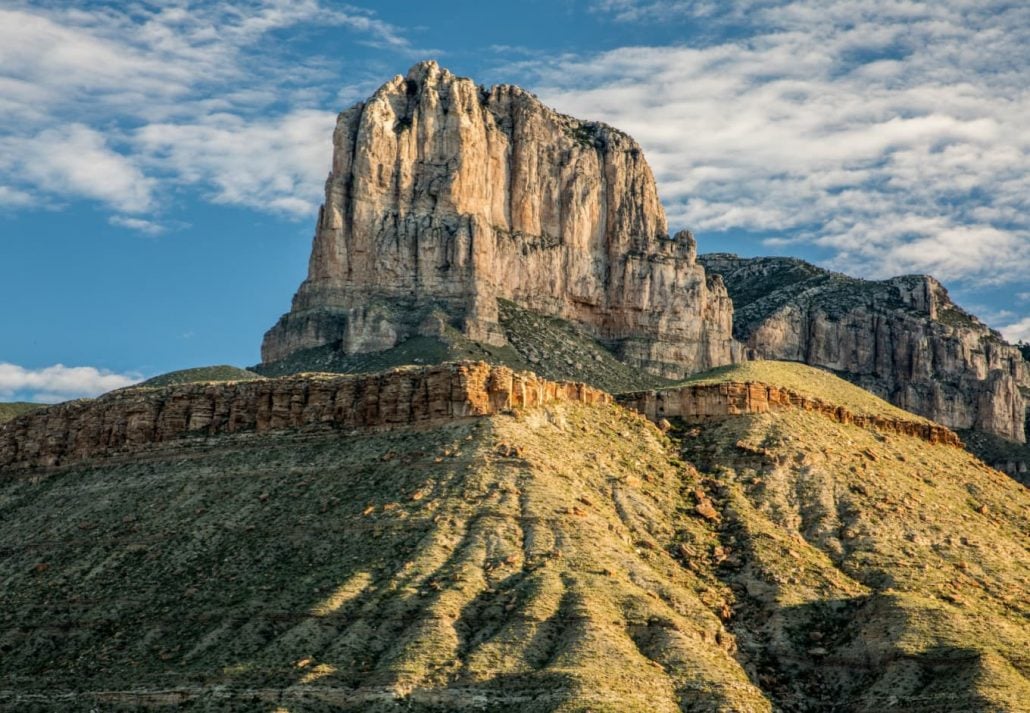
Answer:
[
  {"xmin": 700, "ymin": 254, "xmax": 1030, "ymax": 462},
  {"xmin": 262, "ymin": 61, "xmax": 739, "ymax": 380}
]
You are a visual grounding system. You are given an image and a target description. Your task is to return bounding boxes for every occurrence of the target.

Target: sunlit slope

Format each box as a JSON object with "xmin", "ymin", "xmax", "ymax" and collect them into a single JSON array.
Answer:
[
  {"xmin": 0, "ymin": 402, "xmax": 769, "ymax": 712},
  {"xmin": 677, "ymin": 360, "xmax": 934, "ymax": 423},
  {"xmin": 2, "ymin": 362, "xmax": 1028, "ymax": 712},
  {"xmin": 674, "ymin": 405, "xmax": 1030, "ymax": 712}
]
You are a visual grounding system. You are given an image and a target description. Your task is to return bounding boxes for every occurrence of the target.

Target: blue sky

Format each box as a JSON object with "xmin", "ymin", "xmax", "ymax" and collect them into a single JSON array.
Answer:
[{"xmin": 2, "ymin": 0, "xmax": 1028, "ymax": 402}]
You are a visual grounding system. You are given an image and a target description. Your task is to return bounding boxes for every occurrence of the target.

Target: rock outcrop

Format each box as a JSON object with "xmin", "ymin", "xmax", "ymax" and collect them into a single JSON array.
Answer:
[
  {"xmin": 700, "ymin": 254, "xmax": 1029, "ymax": 443},
  {"xmin": 0, "ymin": 362, "xmax": 609, "ymax": 472},
  {"xmin": 619, "ymin": 382, "xmax": 962, "ymax": 447},
  {"xmin": 262, "ymin": 61, "xmax": 739, "ymax": 379}
]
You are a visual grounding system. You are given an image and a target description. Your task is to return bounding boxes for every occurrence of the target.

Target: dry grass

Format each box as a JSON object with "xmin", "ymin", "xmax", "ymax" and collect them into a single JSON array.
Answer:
[
  {"xmin": 0, "ymin": 402, "xmax": 42, "ymax": 423},
  {"xmin": 0, "ymin": 403, "xmax": 767, "ymax": 712},
  {"xmin": 678, "ymin": 360, "xmax": 935, "ymax": 423},
  {"xmin": 1, "ymin": 375, "xmax": 1026, "ymax": 711},
  {"xmin": 675, "ymin": 407, "xmax": 1030, "ymax": 711}
]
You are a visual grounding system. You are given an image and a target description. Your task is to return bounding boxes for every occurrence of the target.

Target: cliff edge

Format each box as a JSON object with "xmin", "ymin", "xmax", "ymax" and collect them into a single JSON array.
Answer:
[{"xmin": 700, "ymin": 253, "xmax": 1029, "ymax": 443}]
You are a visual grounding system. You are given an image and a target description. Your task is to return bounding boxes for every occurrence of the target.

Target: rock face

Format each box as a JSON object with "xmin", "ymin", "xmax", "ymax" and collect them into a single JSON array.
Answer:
[
  {"xmin": 700, "ymin": 254, "xmax": 1029, "ymax": 442},
  {"xmin": 618, "ymin": 382, "xmax": 962, "ymax": 447},
  {"xmin": 0, "ymin": 363, "xmax": 609, "ymax": 471},
  {"xmin": 262, "ymin": 61, "xmax": 739, "ymax": 379}
]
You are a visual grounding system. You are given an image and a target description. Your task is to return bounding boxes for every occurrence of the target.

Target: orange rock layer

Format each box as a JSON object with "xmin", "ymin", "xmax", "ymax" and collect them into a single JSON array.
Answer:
[
  {"xmin": 0, "ymin": 363, "xmax": 610, "ymax": 471},
  {"xmin": 618, "ymin": 382, "xmax": 962, "ymax": 447}
]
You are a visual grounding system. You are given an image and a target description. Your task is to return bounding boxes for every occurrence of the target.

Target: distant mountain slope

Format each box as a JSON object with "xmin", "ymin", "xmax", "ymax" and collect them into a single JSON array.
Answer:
[
  {"xmin": 0, "ymin": 402, "xmax": 41, "ymax": 423},
  {"xmin": 139, "ymin": 365, "xmax": 262, "ymax": 388},
  {"xmin": 1, "ymin": 362, "xmax": 1027, "ymax": 711},
  {"xmin": 699, "ymin": 253, "xmax": 1029, "ymax": 445}
]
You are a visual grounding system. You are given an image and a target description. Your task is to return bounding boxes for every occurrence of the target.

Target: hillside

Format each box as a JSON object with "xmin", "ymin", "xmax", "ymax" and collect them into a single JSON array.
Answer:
[
  {"xmin": 139, "ymin": 365, "xmax": 262, "ymax": 388},
  {"xmin": 671, "ymin": 402, "xmax": 1029, "ymax": 711},
  {"xmin": 255, "ymin": 299, "xmax": 670, "ymax": 395},
  {"xmin": 0, "ymin": 402, "xmax": 41, "ymax": 424},
  {"xmin": 1, "ymin": 363, "xmax": 1027, "ymax": 711},
  {"xmin": 672, "ymin": 361, "xmax": 933, "ymax": 423}
]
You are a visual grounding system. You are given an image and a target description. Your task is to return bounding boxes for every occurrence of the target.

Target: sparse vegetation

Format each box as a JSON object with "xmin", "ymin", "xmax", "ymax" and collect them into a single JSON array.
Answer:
[
  {"xmin": 256, "ymin": 299, "xmax": 669, "ymax": 394},
  {"xmin": 139, "ymin": 365, "xmax": 263, "ymax": 388},
  {"xmin": 938, "ymin": 304, "xmax": 982, "ymax": 330},
  {"xmin": 0, "ymin": 402, "xmax": 42, "ymax": 423},
  {"xmin": 1018, "ymin": 341, "xmax": 1030, "ymax": 362},
  {"xmin": 1, "ymin": 359, "xmax": 1028, "ymax": 710},
  {"xmin": 671, "ymin": 405, "xmax": 1030, "ymax": 711},
  {"xmin": 676, "ymin": 359, "xmax": 934, "ymax": 422},
  {"xmin": 0, "ymin": 402, "xmax": 765, "ymax": 711}
]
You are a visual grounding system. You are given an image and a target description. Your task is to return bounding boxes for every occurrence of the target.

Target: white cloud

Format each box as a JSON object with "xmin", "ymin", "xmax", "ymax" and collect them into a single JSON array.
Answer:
[
  {"xmin": 0, "ymin": 185, "xmax": 33, "ymax": 207},
  {"xmin": 530, "ymin": 0, "xmax": 1030, "ymax": 286},
  {"xmin": 5, "ymin": 124, "xmax": 155, "ymax": 213},
  {"xmin": 0, "ymin": 1, "xmax": 416, "ymax": 221},
  {"xmin": 0, "ymin": 362, "xmax": 141, "ymax": 403},
  {"xmin": 1000, "ymin": 318, "xmax": 1030, "ymax": 345},
  {"xmin": 134, "ymin": 109, "xmax": 336, "ymax": 216},
  {"xmin": 109, "ymin": 215, "xmax": 165, "ymax": 235}
]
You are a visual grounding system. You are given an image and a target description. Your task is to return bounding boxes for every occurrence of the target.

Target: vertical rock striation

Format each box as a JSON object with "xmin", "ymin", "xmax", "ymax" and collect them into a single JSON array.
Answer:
[
  {"xmin": 700, "ymin": 254, "xmax": 1029, "ymax": 443},
  {"xmin": 262, "ymin": 61, "xmax": 739, "ymax": 379},
  {"xmin": 0, "ymin": 363, "xmax": 610, "ymax": 472}
]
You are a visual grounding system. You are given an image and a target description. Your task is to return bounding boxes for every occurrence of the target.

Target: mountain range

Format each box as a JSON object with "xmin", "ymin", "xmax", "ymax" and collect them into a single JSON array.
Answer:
[{"xmin": 1, "ymin": 62, "xmax": 1027, "ymax": 712}]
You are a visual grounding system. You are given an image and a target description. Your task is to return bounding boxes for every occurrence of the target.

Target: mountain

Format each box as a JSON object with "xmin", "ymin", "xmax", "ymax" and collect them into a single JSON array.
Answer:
[
  {"xmin": 4, "ymin": 61, "xmax": 1029, "ymax": 711},
  {"xmin": 261, "ymin": 60, "xmax": 739, "ymax": 380},
  {"xmin": 699, "ymin": 254, "xmax": 1030, "ymax": 450},
  {"xmin": 1, "ymin": 362, "xmax": 1026, "ymax": 711}
]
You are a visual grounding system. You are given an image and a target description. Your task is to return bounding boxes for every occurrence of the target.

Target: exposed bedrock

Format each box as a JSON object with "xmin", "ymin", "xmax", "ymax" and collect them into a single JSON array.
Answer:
[{"xmin": 262, "ymin": 61, "xmax": 739, "ymax": 379}]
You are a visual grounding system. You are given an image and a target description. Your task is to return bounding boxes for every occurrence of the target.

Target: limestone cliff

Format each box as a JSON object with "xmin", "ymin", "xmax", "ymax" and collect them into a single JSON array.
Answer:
[
  {"xmin": 700, "ymin": 253, "xmax": 1029, "ymax": 442},
  {"xmin": 262, "ymin": 61, "xmax": 739, "ymax": 379},
  {"xmin": 0, "ymin": 362, "xmax": 608, "ymax": 472},
  {"xmin": 618, "ymin": 381, "xmax": 961, "ymax": 447}
]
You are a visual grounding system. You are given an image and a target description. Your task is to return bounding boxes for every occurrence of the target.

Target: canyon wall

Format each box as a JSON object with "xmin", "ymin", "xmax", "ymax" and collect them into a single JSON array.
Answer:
[{"xmin": 262, "ymin": 61, "xmax": 738, "ymax": 379}]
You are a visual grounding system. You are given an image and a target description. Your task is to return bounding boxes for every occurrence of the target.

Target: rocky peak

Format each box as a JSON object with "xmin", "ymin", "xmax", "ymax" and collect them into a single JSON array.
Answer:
[
  {"xmin": 701, "ymin": 253, "xmax": 1029, "ymax": 443},
  {"xmin": 262, "ymin": 62, "xmax": 739, "ymax": 379}
]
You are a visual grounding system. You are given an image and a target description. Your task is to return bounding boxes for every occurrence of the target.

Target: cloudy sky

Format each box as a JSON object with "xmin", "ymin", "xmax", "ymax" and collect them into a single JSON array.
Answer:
[{"xmin": 2, "ymin": 0, "xmax": 1027, "ymax": 402}]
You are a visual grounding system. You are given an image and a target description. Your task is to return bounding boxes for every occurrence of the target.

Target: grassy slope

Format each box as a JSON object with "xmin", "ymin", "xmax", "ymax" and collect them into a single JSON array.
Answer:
[
  {"xmin": 139, "ymin": 365, "xmax": 263, "ymax": 388},
  {"xmin": 0, "ymin": 403, "xmax": 767, "ymax": 712},
  {"xmin": 677, "ymin": 360, "xmax": 935, "ymax": 423},
  {"xmin": 675, "ymin": 408, "xmax": 1029, "ymax": 712},
  {"xmin": 1, "ymin": 366, "xmax": 1027, "ymax": 711},
  {"xmin": 0, "ymin": 402, "xmax": 42, "ymax": 424}
]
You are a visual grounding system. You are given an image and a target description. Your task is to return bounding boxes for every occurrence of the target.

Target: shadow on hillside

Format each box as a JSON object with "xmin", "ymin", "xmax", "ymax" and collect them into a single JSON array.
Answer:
[{"xmin": 724, "ymin": 592, "xmax": 1003, "ymax": 713}]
